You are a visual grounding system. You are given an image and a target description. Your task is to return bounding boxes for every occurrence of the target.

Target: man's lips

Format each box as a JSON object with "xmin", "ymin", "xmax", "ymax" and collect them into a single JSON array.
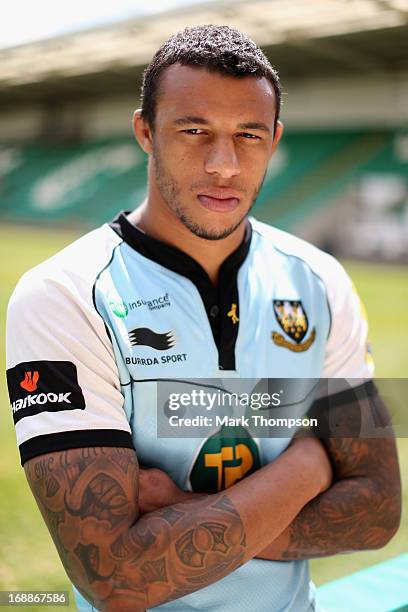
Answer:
[{"xmin": 197, "ymin": 189, "xmax": 241, "ymax": 213}]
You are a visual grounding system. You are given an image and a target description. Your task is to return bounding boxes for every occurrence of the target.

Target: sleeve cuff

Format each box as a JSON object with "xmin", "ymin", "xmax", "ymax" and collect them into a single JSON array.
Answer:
[{"xmin": 19, "ymin": 429, "xmax": 134, "ymax": 466}]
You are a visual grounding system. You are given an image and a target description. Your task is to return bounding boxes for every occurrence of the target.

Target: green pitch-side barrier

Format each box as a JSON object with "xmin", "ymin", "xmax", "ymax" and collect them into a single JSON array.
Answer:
[
  {"xmin": 0, "ymin": 131, "xmax": 405, "ymax": 231},
  {"xmin": 317, "ymin": 553, "xmax": 408, "ymax": 612}
]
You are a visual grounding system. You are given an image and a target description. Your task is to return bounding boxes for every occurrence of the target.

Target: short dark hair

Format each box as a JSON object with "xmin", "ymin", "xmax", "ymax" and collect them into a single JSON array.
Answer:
[{"xmin": 140, "ymin": 24, "xmax": 281, "ymax": 133}]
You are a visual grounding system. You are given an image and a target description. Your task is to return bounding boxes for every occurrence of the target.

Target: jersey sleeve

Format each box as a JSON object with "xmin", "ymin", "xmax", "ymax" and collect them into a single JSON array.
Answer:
[
  {"xmin": 322, "ymin": 259, "xmax": 374, "ymax": 379},
  {"xmin": 6, "ymin": 267, "xmax": 133, "ymax": 466}
]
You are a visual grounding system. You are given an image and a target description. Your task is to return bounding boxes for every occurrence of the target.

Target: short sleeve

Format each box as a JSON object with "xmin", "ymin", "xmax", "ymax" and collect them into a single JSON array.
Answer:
[
  {"xmin": 6, "ymin": 267, "xmax": 133, "ymax": 466},
  {"xmin": 322, "ymin": 260, "xmax": 374, "ymax": 379}
]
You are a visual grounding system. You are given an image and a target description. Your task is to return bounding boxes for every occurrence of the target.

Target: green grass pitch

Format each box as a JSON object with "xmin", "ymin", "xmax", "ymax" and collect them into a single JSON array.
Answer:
[{"xmin": 0, "ymin": 224, "xmax": 407, "ymax": 606}]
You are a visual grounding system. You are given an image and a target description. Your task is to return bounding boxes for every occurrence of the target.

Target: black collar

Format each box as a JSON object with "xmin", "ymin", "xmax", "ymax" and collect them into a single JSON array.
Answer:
[{"xmin": 109, "ymin": 211, "xmax": 252, "ymax": 288}]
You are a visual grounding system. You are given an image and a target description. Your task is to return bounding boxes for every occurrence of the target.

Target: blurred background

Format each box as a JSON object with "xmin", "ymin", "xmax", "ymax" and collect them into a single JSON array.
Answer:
[{"xmin": 0, "ymin": 0, "xmax": 407, "ymax": 610}]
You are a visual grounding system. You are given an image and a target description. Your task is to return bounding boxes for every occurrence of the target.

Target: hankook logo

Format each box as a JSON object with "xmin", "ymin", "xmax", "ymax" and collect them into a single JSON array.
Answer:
[
  {"xmin": 7, "ymin": 360, "xmax": 86, "ymax": 424},
  {"xmin": 128, "ymin": 328, "xmax": 176, "ymax": 351},
  {"xmin": 13, "ymin": 392, "xmax": 72, "ymax": 413},
  {"xmin": 20, "ymin": 370, "xmax": 39, "ymax": 392}
]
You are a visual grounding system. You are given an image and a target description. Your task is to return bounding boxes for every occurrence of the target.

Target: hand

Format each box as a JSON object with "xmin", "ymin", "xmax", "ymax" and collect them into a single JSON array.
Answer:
[
  {"xmin": 289, "ymin": 436, "xmax": 333, "ymax": 495},
  {"xmin": 138, "ymin": 467, "xmax": 194, "ymax": 515}
]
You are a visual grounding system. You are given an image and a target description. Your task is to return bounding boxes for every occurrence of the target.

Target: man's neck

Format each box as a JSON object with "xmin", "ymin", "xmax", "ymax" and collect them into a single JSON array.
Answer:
[{"xmin": 127, "ymin": 200, "xmax": 247, "ymax": 285}]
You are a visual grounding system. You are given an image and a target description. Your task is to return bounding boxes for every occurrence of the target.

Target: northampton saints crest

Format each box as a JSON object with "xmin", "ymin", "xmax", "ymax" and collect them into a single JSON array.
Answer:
[{"xmin": 272, "ymin": 299, "xmax": 316, "ymax": 352}]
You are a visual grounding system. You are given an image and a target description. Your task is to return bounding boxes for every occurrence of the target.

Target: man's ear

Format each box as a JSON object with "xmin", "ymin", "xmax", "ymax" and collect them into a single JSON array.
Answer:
[
  {"xmin": 133, "ymin": 109, "xmax": 154, "ymax": 155},
  {"xmin": 271, "ymin": 120, "xmax": 284, "ymax": 156}
]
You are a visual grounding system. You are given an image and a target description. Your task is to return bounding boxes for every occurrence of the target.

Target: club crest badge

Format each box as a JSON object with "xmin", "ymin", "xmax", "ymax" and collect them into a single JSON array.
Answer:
[{"xmin": 272, "ymin": 299, "xmax": 316, "ymax": 352}]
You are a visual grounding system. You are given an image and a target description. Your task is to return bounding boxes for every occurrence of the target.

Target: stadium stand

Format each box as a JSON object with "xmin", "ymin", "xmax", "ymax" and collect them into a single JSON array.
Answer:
[
  {"xmin": 0, "ymin": 130, "xmax": 405, "ymax": 236},
  {"xmin": 1, "ymin": 0, "xmax": 407, "ymax": 258}
]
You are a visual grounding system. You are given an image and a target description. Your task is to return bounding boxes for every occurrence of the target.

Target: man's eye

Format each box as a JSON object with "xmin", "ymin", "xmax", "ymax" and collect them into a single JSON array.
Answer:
[
  {"xmin": 182, "ymin": 129, "xmax": 206, "ymax": 135},
  {"xmin": 239, "ymin": 133, "xmax": 261, "ymax": 140}
]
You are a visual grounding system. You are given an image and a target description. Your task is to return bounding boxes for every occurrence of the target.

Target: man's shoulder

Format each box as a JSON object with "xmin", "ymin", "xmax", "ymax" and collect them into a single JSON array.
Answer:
[
  {"xmin": 9, "ymin": 223, "xmax": 122, "ymax": 310},
  {"xmin": 250, "ymin": 217, "xmax": 348, "ymax": 288}
]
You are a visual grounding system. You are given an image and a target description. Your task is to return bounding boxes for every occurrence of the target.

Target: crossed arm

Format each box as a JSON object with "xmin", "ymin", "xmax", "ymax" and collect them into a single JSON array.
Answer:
[
  {"xmin": 258, "ymin": 436, "xmax": 401, "ymax": 560},
  {"xmin": 24, "ymin": 396, "xmax": 401, "ymax": 610},
  {"xmin": 24, "ymin": 437, "xmax": 331, "ymax": 611},
  {"xmin": 137, "ymin": 394, "xmax": 402, "ymax": 562},
  {"xmin": 137, "ymin": 436, "xmax": 401, "ymax": 562},
  {"xmin": 270, "ymin": 392, "xmax": 402, "ymax": 560}
]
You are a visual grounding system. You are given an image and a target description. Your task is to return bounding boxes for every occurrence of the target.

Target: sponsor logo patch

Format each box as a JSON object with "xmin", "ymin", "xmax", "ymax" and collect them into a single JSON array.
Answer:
[
  {"xmin": 20, "ymin": 370, "xmax": 39, "ymax": 392},
  {"xmin": 272, "ymin": 299, "xmax": 316, "ymax": 352},
  {"xmin": 189, "ymin": 426, "xmax": 261, "ymax": 493},
  {"xmin": 127, "ymin": 292, "xmax": 171, "ymax": 313},
  {"xmin": 109, "ymin": 291, "xmax": 171, "ymax": 318},
  {"xmin": 128, "ymin": 328, "xmax": 176, "ymax": 351},
  {"xmin": 125, "ymin": 353, "xmax": 187, "ymax": 366},
  {"xmin": 109, "ymin": 294, "xmax": 128, "ymax": 318},
  {"xmin": 7, "ymin": 361, "xmax": 85, "ymax": 424}
]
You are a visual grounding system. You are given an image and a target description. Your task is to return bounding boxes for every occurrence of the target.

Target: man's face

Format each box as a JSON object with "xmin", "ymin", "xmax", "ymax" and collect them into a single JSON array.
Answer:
[{"xmin": 140, "ymin": 64, "xmax": 281, "ymax": 240}]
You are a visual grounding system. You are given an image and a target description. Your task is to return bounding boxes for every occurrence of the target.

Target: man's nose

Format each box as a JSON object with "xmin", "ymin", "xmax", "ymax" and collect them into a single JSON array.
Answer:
[{"xmin": 204, "ymin": 138, "xmax": 240, "ymax": 179}]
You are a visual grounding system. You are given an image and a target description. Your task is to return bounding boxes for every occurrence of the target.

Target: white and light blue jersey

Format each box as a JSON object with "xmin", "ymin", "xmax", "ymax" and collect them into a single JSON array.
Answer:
[{"xmin": 6, "ymin": 212, "xmax": 374, "ymax": 611}]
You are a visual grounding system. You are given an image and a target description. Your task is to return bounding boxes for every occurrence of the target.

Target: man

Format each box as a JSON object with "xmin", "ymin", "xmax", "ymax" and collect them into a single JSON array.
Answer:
[{"xmin": 6, "ymin": 25, "xmax": 401, "ymax": 612}]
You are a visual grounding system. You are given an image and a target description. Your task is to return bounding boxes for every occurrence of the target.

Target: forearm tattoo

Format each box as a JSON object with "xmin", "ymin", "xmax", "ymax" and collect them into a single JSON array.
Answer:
[
  {"xmin": 280, "ymin": 395, "xmax": 401, "ymax": 560},
  {"xmin": 25, "ymin": 447, "xmax": 246, "ymax": 611}
]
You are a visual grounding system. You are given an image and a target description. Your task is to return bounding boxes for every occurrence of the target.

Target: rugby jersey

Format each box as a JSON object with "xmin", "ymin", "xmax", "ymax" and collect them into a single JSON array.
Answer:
[{"xmin": 6, "ymin": 212, "xmax": 374, "ymax": 611}]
